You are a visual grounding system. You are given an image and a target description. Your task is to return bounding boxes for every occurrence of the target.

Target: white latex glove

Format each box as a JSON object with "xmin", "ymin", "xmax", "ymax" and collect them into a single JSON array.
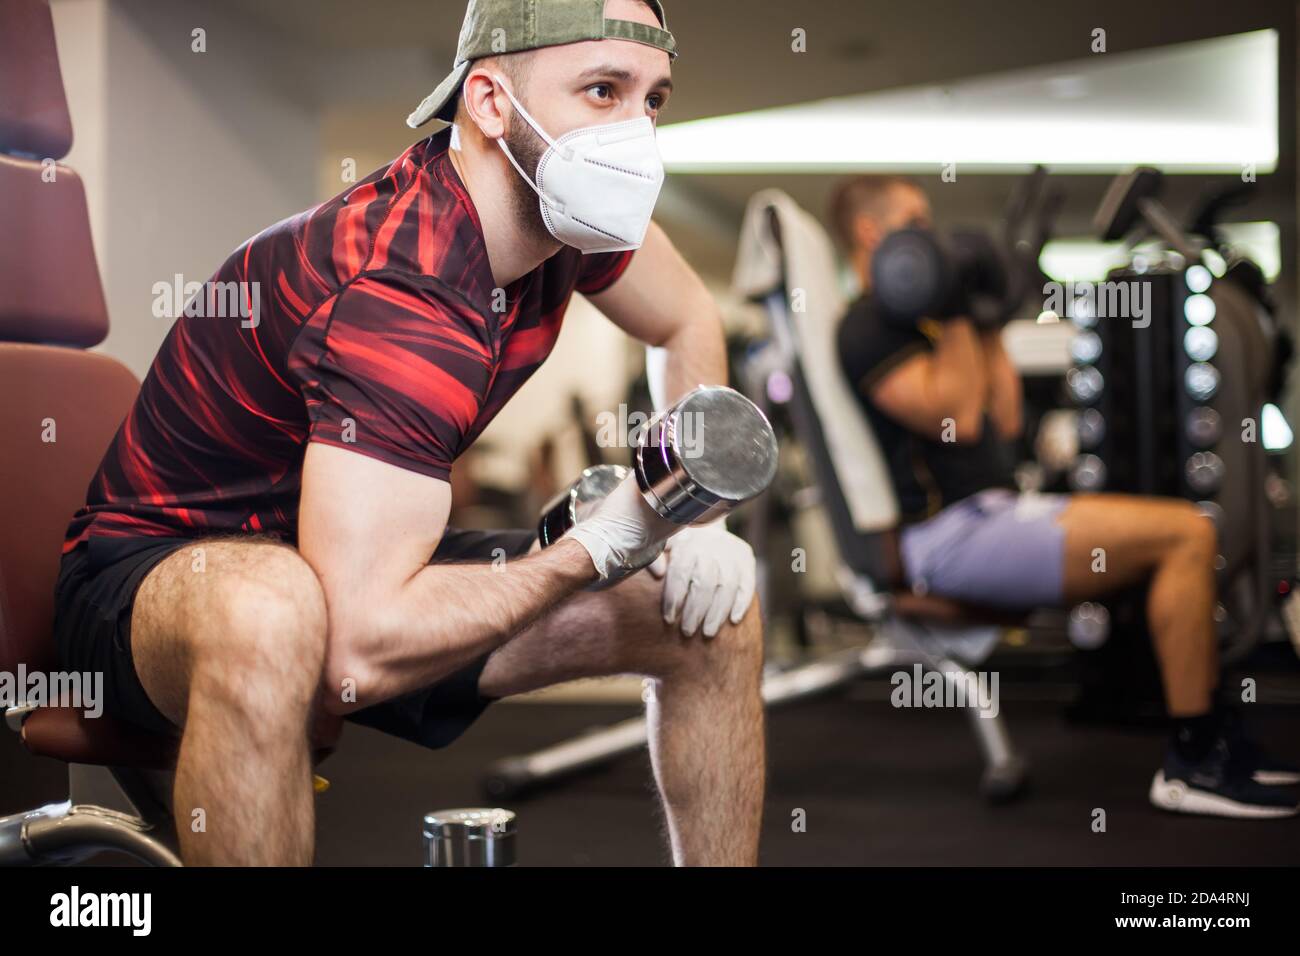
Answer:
[
  {"xmin": 567, "ymin": 473, "xmax": 677, "ymax": 583},
  {"xmin": 649, "ymin": 521, "xmax": 756, "ymax": 638}
]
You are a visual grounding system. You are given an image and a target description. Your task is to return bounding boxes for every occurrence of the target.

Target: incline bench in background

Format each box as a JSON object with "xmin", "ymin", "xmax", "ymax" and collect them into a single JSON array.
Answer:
[{"xmin": 732, "ymin": 189, "xmax": 1029, "ymax": 801}]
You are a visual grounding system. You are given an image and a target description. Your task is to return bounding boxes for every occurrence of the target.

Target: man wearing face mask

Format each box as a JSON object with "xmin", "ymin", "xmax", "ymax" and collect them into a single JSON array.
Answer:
[{"xmin": 53, "ymin": 0, "xmax": 765, "ymax": 866}]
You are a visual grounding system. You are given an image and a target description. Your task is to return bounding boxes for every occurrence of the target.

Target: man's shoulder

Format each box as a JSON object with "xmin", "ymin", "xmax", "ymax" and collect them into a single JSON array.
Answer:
[
  {"xmin": 837, "ymin": 292, "xmax": 892, "ymax": 358},
  {"xmin": 277, "ymin": 130, "xmax": 499, "ymax": 308},
  {"xmin": 839, "ymin": 292, "xmax": 933, "ymax": 345},
  {"xmin": 837, "ymin": 291, "xmax": 931, "ymax": 386},
  {"xmin": 839, "ymin": 292, "xmax": 880, "ymax": 336}
]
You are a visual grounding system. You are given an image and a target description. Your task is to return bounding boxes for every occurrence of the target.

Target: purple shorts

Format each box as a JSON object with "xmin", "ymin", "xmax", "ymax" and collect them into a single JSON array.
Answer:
[{"xmin": 899, "ymin": 489, "xmax": 1070, "ymax": 609}]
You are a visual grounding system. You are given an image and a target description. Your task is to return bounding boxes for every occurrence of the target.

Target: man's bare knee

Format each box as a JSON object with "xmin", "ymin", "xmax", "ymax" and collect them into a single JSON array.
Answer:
[
  {"xmin": 651, "ymin": 588, "xmax": 764, "ymax": 686},
  {"xmin": 705, "ymin": 594, "xmax": 764, "ymax": 671},
  {"xmin": 1177, "ymin": 506, "xmax": 1218, "ymax": 560},
  {"xmin": 188, "ymin": 548, "xmax": 328, "ymax": 728}
]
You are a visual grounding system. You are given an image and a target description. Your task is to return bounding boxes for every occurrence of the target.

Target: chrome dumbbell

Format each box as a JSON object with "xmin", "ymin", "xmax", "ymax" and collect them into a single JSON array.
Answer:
[{"xmin": 536, "ymin": 385, "xmax": 779, "ymax": 578}]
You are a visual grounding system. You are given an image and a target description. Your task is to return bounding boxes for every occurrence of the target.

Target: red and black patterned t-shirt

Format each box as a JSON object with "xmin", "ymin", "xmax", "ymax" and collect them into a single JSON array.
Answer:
[{"xmin": 64, "ymin": 128, "xmax": 632, "ymax": 552}]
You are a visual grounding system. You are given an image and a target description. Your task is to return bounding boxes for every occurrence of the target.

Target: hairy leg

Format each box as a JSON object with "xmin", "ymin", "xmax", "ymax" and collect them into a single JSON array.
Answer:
[
  {"xmin": 478, "ymin": 570, "xmax": 766, "ymax": 866},
  {"xmin": 1057, "ymin": 494, "xmax": 1218, "ymax": 715},
  {"xmin": 130, "ymin": 538, "xmax": 333, "ymax": 865}
]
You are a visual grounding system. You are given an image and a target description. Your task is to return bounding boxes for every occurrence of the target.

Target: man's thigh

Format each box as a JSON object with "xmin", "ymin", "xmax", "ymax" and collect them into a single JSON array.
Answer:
[
  {"xmin": 52, "ymin": 534, "xmax": 311, "ymax": 737},
  {"xmin": 478, "ymin": 565, "xmax": 750, "ymax": 700},
  {"xmin": 129, "ymin": 527, "xmax": 538, "ymax": 734},
  {"xmin": 1057, "ymin": 492, "xmax": 1206, "ymax": 602},
  {"xmin": 60, "ymin": 527, "xmax": 552, "ymax": 749},
  {"xmin": 129, "ymin": 535, "xmax": 319, "ymax": 729},
  {"xmin": 900, "ymin": 490, "xmax": 1070, "ymax": 608},
  {"xmin": 901, "ymin": 490, "xmax": 1206, "ymax": 609}
]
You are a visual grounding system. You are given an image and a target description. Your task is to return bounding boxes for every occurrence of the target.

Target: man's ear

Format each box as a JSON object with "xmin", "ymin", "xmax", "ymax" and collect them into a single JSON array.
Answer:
[{"xmin": 460, "ymin": 68, "xmax": 508, "ymax": 140}]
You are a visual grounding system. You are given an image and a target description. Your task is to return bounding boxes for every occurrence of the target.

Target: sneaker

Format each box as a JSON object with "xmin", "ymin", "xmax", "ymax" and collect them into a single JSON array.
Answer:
[
  {"xmin": 1219, "ymin": 707, "xmax": 1300, "ymax": 786},
  {"xmin": 1150, "ymin": 739, "xmax": 1300, "ymax": 819}
]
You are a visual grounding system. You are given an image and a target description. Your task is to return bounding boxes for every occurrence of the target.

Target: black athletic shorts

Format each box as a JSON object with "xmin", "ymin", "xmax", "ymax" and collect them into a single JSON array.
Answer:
[{"xmin": 53, "ymin": 527, "xmax": 537, "ymax": 751}]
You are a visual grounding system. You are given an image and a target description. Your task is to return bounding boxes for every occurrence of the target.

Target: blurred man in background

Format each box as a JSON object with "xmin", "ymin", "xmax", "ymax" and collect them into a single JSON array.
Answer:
[{"xmin": 832, "ymin": 174, "xmax": 1299, "ymax": 818}]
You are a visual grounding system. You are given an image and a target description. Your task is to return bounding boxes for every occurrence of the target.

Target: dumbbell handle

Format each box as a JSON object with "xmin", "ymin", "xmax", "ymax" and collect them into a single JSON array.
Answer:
[{"xmin": 537, "ymin": 465, "xmax": 669, "ymax": 588}]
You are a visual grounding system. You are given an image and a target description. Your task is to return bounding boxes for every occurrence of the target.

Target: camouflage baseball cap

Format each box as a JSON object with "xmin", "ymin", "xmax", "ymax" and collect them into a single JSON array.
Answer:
[{"xmin": 406, "ymin": 0, "xmax": 676, "ymax": 128}]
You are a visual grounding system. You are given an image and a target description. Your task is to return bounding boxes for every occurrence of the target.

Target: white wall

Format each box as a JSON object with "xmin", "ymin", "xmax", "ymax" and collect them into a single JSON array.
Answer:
[{"xmin": 50, "ymin": 0, "xmax": 320, "ymax": 379}]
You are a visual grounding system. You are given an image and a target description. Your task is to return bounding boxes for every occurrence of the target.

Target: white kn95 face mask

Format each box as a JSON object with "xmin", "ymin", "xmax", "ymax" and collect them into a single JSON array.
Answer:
[{"xmin": 493, "ymin": 75, "xmax": 665, "ymax": 254}]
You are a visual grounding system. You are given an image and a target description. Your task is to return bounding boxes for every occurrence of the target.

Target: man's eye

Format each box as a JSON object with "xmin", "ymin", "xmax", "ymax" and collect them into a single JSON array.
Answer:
[
  {"xmin": 647, "ymin": 95, "xmax": 663, "ymax": 112},
  {"xmin": 588, "ymin": 84, "xmax": 613, "ymax": 100}
]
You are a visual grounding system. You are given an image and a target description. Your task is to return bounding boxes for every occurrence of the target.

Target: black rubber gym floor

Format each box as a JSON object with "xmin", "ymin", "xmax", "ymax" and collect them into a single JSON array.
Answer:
[
  {"xmin": 314, "ymin": 678, "xmax": 1300, "ymax": 866},
  {"xmin": 4, "ymin": 655, "xmax": 1295, "ymax": 866}
]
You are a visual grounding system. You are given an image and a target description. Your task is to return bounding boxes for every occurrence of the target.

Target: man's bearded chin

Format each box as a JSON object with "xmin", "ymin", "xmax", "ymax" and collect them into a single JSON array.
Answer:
[{"xmin": 503, "ymin": 118, "xmax": 556, "ymax": 247}]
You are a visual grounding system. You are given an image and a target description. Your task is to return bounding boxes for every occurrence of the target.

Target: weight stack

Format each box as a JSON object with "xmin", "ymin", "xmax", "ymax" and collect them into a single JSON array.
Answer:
[{"xmin": 1062, "ymin": 259, "xmax": 1244, "ymax": 723}]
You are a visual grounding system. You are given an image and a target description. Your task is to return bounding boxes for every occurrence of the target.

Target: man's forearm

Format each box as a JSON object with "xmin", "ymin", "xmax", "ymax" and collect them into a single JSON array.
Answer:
[
  {"xmin": 928, "ymin": 319, "xmax": 988, "ymax": 436},
  {"xmin": 981, "ymin": 330, "xmax": 1023, "ymax": 439},
  {"xmin": 325, "ymin": 537, "xmax": 595, "ymax": 712}
]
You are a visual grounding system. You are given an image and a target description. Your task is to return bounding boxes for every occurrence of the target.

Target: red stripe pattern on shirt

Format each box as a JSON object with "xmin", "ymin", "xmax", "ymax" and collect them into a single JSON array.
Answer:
[{"xmin": 64, "ymin": 129, "xmax": 634, "ymax": 551}]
